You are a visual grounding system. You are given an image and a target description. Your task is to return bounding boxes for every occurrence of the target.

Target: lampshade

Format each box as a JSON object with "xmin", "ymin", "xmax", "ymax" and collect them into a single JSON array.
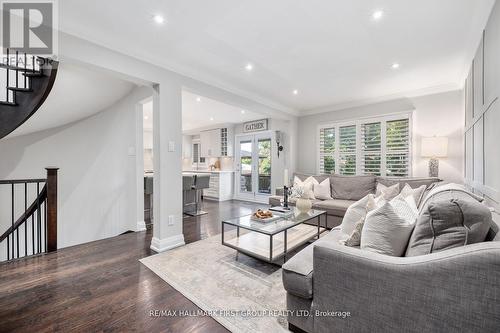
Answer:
[{"xmin": 421, "ymin": 137, "xmax": 448, "ymax": 157}]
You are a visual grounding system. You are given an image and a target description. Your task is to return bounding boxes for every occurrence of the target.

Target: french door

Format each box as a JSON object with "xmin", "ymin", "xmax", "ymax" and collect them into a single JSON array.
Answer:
[{"xmin": 235, "ymin": 132, "xmax": 272, "ymax": 202}]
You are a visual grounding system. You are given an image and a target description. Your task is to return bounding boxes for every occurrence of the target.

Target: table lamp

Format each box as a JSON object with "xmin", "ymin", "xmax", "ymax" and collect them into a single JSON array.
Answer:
[{"xmin": 421, "ymin": 136, "xmax": 448, "ymax": 177}]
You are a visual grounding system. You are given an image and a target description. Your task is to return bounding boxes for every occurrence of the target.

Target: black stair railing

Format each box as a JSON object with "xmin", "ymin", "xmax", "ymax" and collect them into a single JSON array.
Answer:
[
  {"xmin": 0, "ymin": 168, "xmax": 58, "ymax": 262},
  {"xmin": 0, "ymin": 48, "xmax": 58, "ymax": 139}
]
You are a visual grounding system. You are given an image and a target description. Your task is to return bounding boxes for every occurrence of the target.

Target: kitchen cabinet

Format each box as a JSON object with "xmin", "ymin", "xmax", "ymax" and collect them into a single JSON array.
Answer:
[
  {"xmin": 202, "ymin": 171, "xmax": 234, "ymax": 201},
  {"xmin": 200, "ymin": 127, "xmax": 234, "ymax": 158}
]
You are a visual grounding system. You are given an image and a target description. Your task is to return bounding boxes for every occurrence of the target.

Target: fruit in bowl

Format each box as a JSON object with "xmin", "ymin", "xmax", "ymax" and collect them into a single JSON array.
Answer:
[{"xmin": 253, "ymin": 209, "xmax": 273, "ymax": 219}]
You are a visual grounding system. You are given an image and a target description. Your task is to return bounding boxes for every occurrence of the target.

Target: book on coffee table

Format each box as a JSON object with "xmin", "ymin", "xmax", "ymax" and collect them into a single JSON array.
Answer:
[{"xmin": 269, "ymin": 206, "xmax": 292, "ymax": 213}]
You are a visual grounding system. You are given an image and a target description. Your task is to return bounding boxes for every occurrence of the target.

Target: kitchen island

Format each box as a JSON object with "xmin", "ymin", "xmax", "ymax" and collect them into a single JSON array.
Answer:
[{"xmin": 182, "ymin": 170, "xmax": 234, "ymax": 201}]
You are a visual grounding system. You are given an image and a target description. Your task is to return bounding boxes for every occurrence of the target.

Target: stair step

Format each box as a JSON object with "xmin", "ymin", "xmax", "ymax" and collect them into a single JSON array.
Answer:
[
  {"xmin": 0, "ymin": 101, "xmax": 17, "ymax": 106},
  {"xmin": 8, "ymin": 87, "xmax": 32, "ymax": 92},
  {"xmin": 0, "ymin": 64, "xmax": 40, "ymax": 72}
]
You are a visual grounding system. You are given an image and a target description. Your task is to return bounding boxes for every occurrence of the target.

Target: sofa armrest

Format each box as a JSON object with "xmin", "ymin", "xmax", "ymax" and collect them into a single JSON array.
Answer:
[{"xmin": 312, "ymin": 241, "xmax": 500, "ymax": 333}]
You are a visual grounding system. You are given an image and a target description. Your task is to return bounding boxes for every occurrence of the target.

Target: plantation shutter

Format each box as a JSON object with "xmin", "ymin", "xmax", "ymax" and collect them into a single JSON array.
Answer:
[
  {"xmin": 319, "ymin": 127, "xmax": 335, "ymax": 174},
  {"xmin": 386, "ymin": 119, "xmax": 410, "ymax": 176},
  {"xmin": 360, "ymin": 122, "xmax": 382, "ymax": 175},
  {"xmin": 339, "ymin": 125, "xmax": 356, "ymax": 175}
]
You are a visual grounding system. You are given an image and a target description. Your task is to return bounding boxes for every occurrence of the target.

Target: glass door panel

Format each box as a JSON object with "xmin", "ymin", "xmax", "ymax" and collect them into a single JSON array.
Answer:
[
  {"xmin": 258, "ymin": 138, "xmax": 271, "ymax": 194},
  {"xmin": 239, "ymin": 139, "xmax": 253, "ymax": 194}
]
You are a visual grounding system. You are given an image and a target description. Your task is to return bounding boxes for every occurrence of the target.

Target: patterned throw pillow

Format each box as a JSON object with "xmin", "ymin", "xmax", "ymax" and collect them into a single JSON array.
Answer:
[
  {"xmin": 399, "ymin": 183, "xmax": 427, "ymax": 208},
  {"xmin": 360, "ymin": 195, "xmax": 418, "ymax": 256},
  {"xmin": 341, "ymin": 195, "xmax": 385, "ymax": 247},
  {"xmin": 293, "ymin": 176, "xmax": 316, "ymax": 200},
  {"xmin": 376, "ymin": 183, "xmax": 400, "ymax": 200},
  {"xmin": 343, "ymin": 218, "xmax": 365, "ymax": 247}
]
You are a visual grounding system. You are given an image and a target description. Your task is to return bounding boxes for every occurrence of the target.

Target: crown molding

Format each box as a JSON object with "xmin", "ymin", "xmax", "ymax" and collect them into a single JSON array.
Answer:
[{"xmin": 299, "ymin": 83, "xmax": 462, "ymax": 117}]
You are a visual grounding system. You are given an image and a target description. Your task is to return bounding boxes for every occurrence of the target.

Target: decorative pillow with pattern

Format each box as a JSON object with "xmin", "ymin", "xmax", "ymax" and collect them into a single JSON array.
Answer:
[
  {"xmin": 376, "ymin": 183, "xmax": 400, "ymax": 201},
  {"xmin": 360, "ymin": 194, "xmax": 418, "ymax": 256},
  {"xmin": 293, "ymin": 176, "xmax": 316, "ymax": 200},
  {"xmin": 342, "ymin": 195, "xmax": 385, "ymax": 247},
  {"xmin": 400, "ymin": 183, "xmax": 427, "ymax": 208}
]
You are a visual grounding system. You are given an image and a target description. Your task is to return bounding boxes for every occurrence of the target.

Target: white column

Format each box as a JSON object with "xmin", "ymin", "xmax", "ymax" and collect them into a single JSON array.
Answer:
[
  {"xmin": 151, "ymin": 80, "xmax": 185, "ymax": 252},
  {"xmin": 135, "ymin": 102, "xmax": 146, "ymax": 231}
]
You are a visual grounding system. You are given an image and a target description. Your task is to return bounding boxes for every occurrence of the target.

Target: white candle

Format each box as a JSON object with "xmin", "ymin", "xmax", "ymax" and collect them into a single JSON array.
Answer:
[{"xmin": 284, "ymin": 169, "xmax": 289, "ymax": 187}]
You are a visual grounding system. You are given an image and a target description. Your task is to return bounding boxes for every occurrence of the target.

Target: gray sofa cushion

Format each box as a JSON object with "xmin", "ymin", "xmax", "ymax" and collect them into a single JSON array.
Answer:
[
  {"xmin": 282, "ymin": 229, "xmax": 348, "ymax": 299},
  {"xmin": 407, "ymin": 197, "xmax": 492, "ymax": 256},
  {"xmin": 330, "ymin": 175, "xmax": 376, "ymax": 200},
  {"xmin": 294, "ymin": 172, "xmax": 330, "ymax": 184},
  {"xmin": 312, "ymin": 199, "xmax": 355, "ymax": 216}
]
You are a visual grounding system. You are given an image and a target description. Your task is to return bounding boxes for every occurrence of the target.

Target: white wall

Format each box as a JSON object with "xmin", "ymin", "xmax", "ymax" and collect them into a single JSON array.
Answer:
[
  {"xmin": 296, "ymin": 90, "xmax": 464, "ymax": 183},
  {"xmin": 0, "ymin": 86, "xmax": 151, "ymax": 250}
]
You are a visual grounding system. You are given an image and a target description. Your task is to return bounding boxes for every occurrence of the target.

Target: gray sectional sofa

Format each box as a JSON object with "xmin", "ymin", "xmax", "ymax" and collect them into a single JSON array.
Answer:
[
  {"xmin": 269, "ymin": 173, "xmax": 441, "ymax": 229},
  {"xmin": 277, "ymin": 176, "xmax": 500, "ymax": 333}
]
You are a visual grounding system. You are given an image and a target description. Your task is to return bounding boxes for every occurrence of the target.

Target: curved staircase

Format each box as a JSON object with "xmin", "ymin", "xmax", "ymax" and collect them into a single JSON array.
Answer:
[
  {"xmin": 0, "ymin": 49, "xmax": 58, "ymax": 139},
  {"xmin": 0, "ymin": 50, "xmax": 59, "ymax": 262}
]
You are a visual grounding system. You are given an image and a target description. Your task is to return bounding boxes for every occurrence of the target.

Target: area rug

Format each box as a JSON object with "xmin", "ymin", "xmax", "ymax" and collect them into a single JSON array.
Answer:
[{"xmin": 140, "ymin": 234, "xmax": 289, "ymax": 333}]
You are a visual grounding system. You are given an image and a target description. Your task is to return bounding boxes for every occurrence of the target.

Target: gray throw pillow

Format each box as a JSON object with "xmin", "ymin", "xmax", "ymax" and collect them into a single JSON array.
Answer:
[
  {"xmin": 330, "ymin": 175, "xmax": 376, "ymax": 201},
  {"xmin": 406, "ymin": 198, "xmax": 492, "ymax": 256}
]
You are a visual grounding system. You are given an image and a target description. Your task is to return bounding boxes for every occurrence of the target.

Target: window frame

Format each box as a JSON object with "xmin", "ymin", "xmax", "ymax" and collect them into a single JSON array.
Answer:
[{"xmin": 316, "ymin": 112, "xmax": 413, "ymax": 176}]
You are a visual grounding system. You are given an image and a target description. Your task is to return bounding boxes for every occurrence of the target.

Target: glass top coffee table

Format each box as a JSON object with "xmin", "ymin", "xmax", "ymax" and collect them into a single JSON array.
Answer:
[{"xmin": 221, "ymin": 209, "xmax": 327, "ymax": 263}]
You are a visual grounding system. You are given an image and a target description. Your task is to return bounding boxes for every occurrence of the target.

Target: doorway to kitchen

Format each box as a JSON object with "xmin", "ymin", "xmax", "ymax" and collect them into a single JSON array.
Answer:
[
  {"xmin": 142, "ymin": 100, "xmax": 154, "ymax": 230},
  {"xmin": 235, "ymin": 131, "xmax": 273, "ymax": 203}
]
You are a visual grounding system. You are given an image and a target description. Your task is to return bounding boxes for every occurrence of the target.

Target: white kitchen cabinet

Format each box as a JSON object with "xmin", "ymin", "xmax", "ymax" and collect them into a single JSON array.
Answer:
[
  {"xmin": 200, "ymin": 127, "xmax": 234, "ymax": 158},
  {"xmin": 203, "ymin": 172, "xmax": 234, "ymax": 201}
]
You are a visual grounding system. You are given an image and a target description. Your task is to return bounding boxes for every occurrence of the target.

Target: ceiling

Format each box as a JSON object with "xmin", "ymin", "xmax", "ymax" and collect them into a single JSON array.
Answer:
[
  {"xmin": 8, "ymin": 62, "xmax": 136, "ymax": 137},
  {"xmin": 143, "ymin": 91, "xmax": 265, "ymax": 132},
  {"xmin": 58, "ymin": 0, "xmax": 494, "ymax": 113}
]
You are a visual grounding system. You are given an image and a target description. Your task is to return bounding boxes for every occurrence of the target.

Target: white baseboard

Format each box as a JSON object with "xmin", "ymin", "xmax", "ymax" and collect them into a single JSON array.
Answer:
[
  {"xmin": 137, "ymin": 220, "xmax": 147, "ymax": 232},
  {"xmin": 150, "ymin": 234, "xmax": 185, "ymax": 253}
]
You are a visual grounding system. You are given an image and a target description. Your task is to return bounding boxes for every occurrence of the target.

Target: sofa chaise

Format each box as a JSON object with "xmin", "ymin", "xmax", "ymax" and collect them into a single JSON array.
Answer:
[{"xmin": 280, "ymin": 179, "xmax": 500, "ymax": 333}]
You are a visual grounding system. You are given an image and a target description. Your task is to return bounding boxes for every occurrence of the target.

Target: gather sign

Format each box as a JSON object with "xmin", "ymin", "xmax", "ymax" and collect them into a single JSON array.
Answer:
[{"xmin": 243, "ymin": 119, "xmax": 268, "ymax": 133}]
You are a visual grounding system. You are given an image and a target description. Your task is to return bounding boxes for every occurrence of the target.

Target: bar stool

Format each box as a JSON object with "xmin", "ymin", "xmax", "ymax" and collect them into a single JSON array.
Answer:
[{"xmin": 185, "ymin": 174, "xmax": 210, "ymax": 216}]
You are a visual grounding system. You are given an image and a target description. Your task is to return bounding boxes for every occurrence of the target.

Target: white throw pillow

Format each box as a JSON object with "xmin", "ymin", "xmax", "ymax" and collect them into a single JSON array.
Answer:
[
  {"xmin": 340, "ymin": 194, "xmax": 384, "ymax": 235},
  {"xmin": 293, "ymin": 176, "xmax": 316, "ymax": 200},
  {"xmin": 313, "ymin": 178, "xmax": 332, "ymax": 200},
  {"xmin": 376, "ymin": 183, "xmax": 400, "ymax": 201},
  {"xmin": 399, "ymin": 183, "xmax": 427, "ymax": 207},
  {"xmin": 360, "ymin": 195, "xmax": 418, "ymax": 256}
]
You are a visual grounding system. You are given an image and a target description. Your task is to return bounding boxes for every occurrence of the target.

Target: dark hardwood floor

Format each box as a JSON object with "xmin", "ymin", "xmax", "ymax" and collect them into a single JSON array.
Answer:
[{"xmin": 0, "ymin": 200, "xmax": 264, "ymax": 333}]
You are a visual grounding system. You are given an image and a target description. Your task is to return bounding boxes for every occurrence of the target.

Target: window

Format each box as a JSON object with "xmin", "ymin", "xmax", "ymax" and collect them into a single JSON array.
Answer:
[
  {"xmin": 192, "ymin": 142, "xmax": 205, "ymax": 165},
  {"xmin": 319, "ymin": 127, "xmax": 335, "ymax": 174},
  {"xmin": 318, "ymin": 114, "xmax": 411, "ymax": 176}
]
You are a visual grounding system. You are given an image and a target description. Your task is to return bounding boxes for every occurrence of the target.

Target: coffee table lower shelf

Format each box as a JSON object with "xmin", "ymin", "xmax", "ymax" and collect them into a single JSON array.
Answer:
[{"xmin": 222, "ymin": 224, "xmax": 326, "ymax": 263}]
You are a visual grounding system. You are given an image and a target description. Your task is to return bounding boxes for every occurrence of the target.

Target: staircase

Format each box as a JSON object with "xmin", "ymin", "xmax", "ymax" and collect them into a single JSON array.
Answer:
[
  {"xmin": 0, "ymin": 49, "xmax": 58, "ymax": 139},
  {"xmin": 0, "ymin": 50, "xmax": 59, "ymax": 262}
]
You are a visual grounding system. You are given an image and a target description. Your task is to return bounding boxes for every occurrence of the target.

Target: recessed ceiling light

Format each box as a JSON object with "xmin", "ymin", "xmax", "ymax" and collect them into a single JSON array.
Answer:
[
  {"xmin": 245, "ymin": 63, "xmax": 253, "ymax": 71},
  {"xmin": 372, "ymin": 10, "xmax": 384, "ymax": 21},
  {"xmin": 210, "ymin": 117, "xmax": 214, "ymax": 121},
  {"xmin": 153, "ymin": 15, "xmax": 165, "ymax": 24},
  {"xmin": 241, "ymin": 110, "xmax": 245, "ymax": 114},
  {"xmin": 293, "ymin": 89, "xmax": 299, "ymax": 95},
  {"xmin": 144, "ymin": 116, "xmax": 149, "ymax": 120},
  {"xmin": 391, "ymin": 63, "xmax": 400, "ymax": 69},
  {"xmin": 196, "ymin": 97, "xmax": 201, "ymax": 102}
]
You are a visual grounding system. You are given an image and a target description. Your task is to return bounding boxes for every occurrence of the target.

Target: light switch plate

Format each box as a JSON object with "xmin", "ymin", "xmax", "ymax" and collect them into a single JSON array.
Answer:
[
  {"xmin": 128, "ymin": 147, "xmax": 136, "ymax": 156},
  {"xmin": 168, "ymin": 141, "xmax": 175, "ymax": 152},
  {"xmin": 168, "ymin": 215, "xmax": 175, "ymax": 226}
]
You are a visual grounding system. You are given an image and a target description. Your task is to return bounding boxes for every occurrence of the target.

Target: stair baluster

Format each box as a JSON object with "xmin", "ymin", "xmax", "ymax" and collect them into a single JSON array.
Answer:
[{"xmin": 0, "ymin": 168, "xmax": 58, "ymax": 262}]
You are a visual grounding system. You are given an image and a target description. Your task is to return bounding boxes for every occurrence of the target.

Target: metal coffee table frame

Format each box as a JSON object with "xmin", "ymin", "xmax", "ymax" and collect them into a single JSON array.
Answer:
[{"xmin": 221, "ymin": 210, "xmax": 327, "ymax": 264}]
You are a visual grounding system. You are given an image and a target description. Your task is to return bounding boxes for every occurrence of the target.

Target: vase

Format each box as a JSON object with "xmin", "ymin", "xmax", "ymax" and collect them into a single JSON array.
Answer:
[{"xmin": 296, "ymin": 198, "xmax": 312, "ymax": 213}]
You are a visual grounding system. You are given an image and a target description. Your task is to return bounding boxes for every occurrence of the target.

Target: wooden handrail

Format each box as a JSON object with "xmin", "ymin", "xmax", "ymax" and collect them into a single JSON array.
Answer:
[
  {"xmin": 0, "ymin": 185, "xmax": 47, "ymax": 242},
  {"xmin": 0, "ymin": 178, "xmax": 46, "ymax": 185}
]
